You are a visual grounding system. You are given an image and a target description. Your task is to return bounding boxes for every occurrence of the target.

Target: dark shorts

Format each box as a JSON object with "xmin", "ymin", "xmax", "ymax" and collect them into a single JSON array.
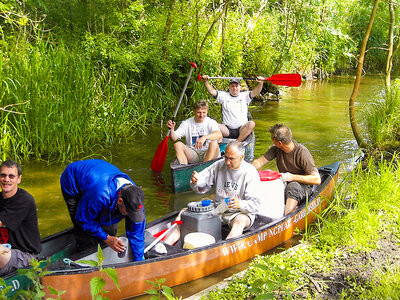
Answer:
[
  {"xmin": 0, "ymin": 249, "xmax": 35, "ymax": 277},
  {"xmin": 226, "ymin": 126, "xmax": 241, "ymax": 139},
  {"xmin": 285, "ymin": 182, "xmax": 313, "ymax": 204}
]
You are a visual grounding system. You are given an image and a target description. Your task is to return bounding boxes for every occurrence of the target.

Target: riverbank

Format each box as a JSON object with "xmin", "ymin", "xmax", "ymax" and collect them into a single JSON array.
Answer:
[{"xmin": 195, "ymin": 157, "xmax": 400, "ymax": 299}]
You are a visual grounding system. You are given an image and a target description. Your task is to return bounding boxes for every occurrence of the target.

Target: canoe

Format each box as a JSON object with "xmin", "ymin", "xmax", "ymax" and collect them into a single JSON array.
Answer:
[
  {"xmin": 39, "ymin": 161, "xmax": 341, "ymax": 299},
  {"xmin": 0, "ymin": 227, "xmax": 76, "ymax": 298},
  {"xmin": 171, "ymin": 132, "xmax": 256, "ymax": 193}
]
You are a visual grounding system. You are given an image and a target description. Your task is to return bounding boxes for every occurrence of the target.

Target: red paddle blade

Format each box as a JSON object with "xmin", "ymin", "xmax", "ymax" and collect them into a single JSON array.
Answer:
[
  {"xmin": 265, "ymin": 73, "xmax": 302, "ymax": 87},
  {"xmin": 150, "ymin": 136, "xmax": 169, "ymax": 172}
]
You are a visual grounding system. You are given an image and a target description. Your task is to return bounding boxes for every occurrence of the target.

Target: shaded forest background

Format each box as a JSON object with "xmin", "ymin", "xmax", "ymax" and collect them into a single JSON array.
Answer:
[{"xmin": 0, "ymin": 0, "xmax": 398, "ymax": 161}]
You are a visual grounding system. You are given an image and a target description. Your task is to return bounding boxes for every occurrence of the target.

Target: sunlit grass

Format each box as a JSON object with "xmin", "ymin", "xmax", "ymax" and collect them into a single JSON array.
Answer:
[
  {"xmin": 0, "ymin": 41, "xmax": 189, "ymax": 162},
  {"xmin": 365, "ymin": 79, "xmax": 400, "ymax": 157},
  {"xmin": 203, "ymin": 156, "xmax": 400, "ymax": 299}
]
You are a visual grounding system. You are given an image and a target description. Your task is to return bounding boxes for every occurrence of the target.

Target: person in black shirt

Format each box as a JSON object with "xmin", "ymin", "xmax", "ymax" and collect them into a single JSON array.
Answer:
[{"xmin": 0, "ymin": 160, "xmax": 42, "ymax": 276}]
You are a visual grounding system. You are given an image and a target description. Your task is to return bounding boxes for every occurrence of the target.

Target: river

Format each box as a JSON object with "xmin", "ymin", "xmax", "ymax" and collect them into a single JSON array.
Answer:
[{"xmin": 19, "ymin": 75, "xmax": 384, "ymax": 298}]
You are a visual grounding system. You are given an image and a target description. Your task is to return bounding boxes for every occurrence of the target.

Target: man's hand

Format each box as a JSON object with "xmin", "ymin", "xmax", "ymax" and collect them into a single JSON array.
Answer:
[
  {"xmin": 166, "ymin": 120, "xmax": 176, "ymax": 130},
  {"xmin": 194, "ymin": 136, "xmax": 206, "ymax": 149},
  {"xmin": 191, "ymin": 171, "xmax": 199, "ymax": 184},
  {"xmin": 256, "ymin": 76, "xmax": 264, "ymax": 83},
  {"xmin": 280, "ymin": 172, "xmax": 294, "ymax": 182},
  {"xmin": 227, "ymin": 197, "xmax": 241, "ymax": 209},
  {"xmin": 105, "ymin": 235, "xmax": 126, "ymax": 253}
]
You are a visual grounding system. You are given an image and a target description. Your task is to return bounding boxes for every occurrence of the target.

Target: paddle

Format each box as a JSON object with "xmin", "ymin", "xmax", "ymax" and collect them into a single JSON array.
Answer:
[
  {"xmin": 197, "ymin": 73, "xmax": 302, "ymax": 87},
  {"xmin": 150, "ymin": 62, "xmax": 198, "ymax": 172},
  {"xmin": 144, "ymin": 221, "xmax": 182, "ymax": 253}
]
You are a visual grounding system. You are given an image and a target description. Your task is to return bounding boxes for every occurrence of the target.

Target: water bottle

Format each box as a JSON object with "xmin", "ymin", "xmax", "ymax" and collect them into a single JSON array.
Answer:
[
  {"xmin": 214, "ymin": 197, "xmax": 230, "ymax": 215},
  {"xmin": 194, "ymin": 173, "xmax": 206, "ymax": 193},
  {"xmin": 118, "ymin": 237, "xmax": 128, "ymax": 258}
]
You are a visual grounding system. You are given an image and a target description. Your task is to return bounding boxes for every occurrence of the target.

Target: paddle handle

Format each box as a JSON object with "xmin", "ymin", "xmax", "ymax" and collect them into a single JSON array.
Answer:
[
  {"xmin": 172, "ymin": 62, "xmax": 197, "ymax": 120},
  {"xmin": 197, "ymin": 73, "xmax": 302, "ymax": 87}
]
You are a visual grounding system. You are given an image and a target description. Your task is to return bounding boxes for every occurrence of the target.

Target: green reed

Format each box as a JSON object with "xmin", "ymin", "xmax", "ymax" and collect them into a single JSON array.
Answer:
[
  {"xmin": 365, "ymin": 79, "xmax": 400, "ymax": 156},
  {"xmin": 0, "ymin": 41, "xmax": 183, "ymax": 162},
  {"xmin": 203, "ymin": 157, "xmax": 400, "ymax": 299}
]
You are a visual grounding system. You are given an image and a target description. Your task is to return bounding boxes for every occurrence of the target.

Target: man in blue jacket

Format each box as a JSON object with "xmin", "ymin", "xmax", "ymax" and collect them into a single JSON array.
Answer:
[{"xmin": 60, "ymin": 159, "xmax": 145, "ymax": 261}]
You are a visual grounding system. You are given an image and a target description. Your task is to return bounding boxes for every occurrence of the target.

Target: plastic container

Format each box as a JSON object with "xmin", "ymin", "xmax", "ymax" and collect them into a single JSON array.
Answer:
[
  {"xmin": 183, "ymin": 232, "xmax": 216, "ymax": 249},
  {"xmin": 214, "ymin": 197, "xmax": 230, "ymax": 214},
  {"xmin": 258, "ymin": 170, "xmax": 281, "ymax": 181},
  {"xmin": 180, "ymin": 201, "xmax": 222, "ymax": 244}
]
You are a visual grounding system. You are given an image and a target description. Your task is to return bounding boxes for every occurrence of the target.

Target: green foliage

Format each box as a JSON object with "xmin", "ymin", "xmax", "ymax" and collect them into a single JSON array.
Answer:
[
  {"xmin": 365, "ymin": 79, "xmax": 400, "ymax": 155},
  {"xmin": 78, "ymin": 244, "xmax": 120, "ymax": 300},
  {"xmin": 0, "ymin": 0, "xmax": 397, "ymax": 161},
  {"xmin": 14, "ymin": 259, "xmax": 53, "ymax": 299},
  {"xmin": 203, "ymin": 156, "xmax": 400, "ymax": 298},
  {"xmin": 247, "ymin": 264, "xmax": 293, "ymax": 299},
  {"xmin": 145, "ymin": 278, "xmax": 181, "ymax": 300}
]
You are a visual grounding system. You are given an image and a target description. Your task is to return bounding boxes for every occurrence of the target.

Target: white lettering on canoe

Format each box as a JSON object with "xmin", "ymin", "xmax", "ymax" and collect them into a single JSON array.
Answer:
[
  {"xmin": 11, "ymin": 279, "xmax": 20, "ymax": 291},
  {"xmin": 221, "ymin": 197, "xmax": 322, "ymax": 256},
  {"xmin": 0, "ymin": 279, "xmax": 21, "ymax": 293}
]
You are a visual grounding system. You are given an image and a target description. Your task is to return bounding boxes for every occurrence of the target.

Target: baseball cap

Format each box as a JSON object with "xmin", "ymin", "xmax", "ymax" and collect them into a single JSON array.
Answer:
[
  {"xmin": 120, "ymin": 185, "xmax": 145, "ymax": 222},
  {"xmin": 229, "ymin": 78, "xmax": 241, "ymax": 85}
]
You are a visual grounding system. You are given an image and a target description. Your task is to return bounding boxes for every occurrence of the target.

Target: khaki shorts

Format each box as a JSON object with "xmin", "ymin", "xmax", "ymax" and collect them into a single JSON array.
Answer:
[
  {"xmin": 220, "ymin": 211, "xmax": 256, "ymax": 230},
  {"xmin": 0, "ymin": 249, "xmax": 36, "ymax": 277},
  {"xmin": 189, "ymin": 147, "xmax": 221, "ymax": 163}
]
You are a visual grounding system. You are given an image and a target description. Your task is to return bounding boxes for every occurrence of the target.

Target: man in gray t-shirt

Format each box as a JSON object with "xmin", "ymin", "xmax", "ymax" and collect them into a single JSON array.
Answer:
[{"xmin": 252, "ymin": 124, "xmax": 321, "ymax": 215}]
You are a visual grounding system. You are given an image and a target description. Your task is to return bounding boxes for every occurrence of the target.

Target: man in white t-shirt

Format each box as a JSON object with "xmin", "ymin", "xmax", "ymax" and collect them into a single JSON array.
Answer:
[
  {"xmin": 202, "ymin": 75, "xmax": 264, "ymax": 142},
  {"xmin": 167, "ymin": 100, "xmax": 222, "ymax": 165}
]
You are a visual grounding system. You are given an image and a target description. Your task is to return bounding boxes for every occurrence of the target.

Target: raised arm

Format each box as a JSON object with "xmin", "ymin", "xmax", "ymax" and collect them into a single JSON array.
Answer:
[
  {"xmin": 202, "ymin": 75, "xmax": 217, "ymax": 97},
  {"xmin": 250, "ymin": 76, "xmax": 264, "ymax": 98}
]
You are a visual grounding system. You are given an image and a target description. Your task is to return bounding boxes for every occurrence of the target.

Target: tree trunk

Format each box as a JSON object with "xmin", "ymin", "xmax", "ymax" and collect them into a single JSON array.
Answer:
[
  {"xmin": 162, "ymin": 0, "xmax": 177, "ymax": 61},
  {"xmin": 349, "ymin": 0, "xmax": 380, "ymax": 149},
  {"xmin": 198, "ymin": 2, "xmax": 228, "ymax": 69},
  {"xmin": 217, "ymin": 2, "xmax": 230, "ymax": 73},
  {"xmin": 385, "ymin": 0, "xmax": 395, "ymax": 92}
]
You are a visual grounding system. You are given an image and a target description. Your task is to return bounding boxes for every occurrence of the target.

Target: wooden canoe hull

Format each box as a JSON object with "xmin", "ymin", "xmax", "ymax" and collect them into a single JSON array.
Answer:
[{"xmin": 42, "ymin": 162, "xmax": 340, "ymax": 299}]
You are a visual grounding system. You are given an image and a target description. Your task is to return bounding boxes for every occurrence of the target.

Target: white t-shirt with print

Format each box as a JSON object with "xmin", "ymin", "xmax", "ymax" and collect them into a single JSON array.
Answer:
[
  {"xmin": 174, "ymin": 116, "xmax": 219, "ymax": 151},
  {"xmin": 215, "ymin": 91, "xmax": 252, "ymax": 129}
]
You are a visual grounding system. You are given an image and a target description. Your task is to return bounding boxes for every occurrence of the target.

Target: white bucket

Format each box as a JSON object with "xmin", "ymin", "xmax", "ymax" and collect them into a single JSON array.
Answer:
[{"xmin": 183, "ymin": 232, "xmax": 216, "ymax": 249}]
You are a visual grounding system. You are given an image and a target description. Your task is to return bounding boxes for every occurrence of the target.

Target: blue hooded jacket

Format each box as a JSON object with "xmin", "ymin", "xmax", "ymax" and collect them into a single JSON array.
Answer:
[{"xmin": 60, "ymin": 159, "xmax": 145, "ymax": 261}]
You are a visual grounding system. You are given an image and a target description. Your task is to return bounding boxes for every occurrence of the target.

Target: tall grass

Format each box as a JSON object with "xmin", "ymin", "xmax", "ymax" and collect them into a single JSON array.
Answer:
[
  {"xmin": 365, "ymin": 79, "xmax": 400, "ymax": 156},
  {"xmin": 0, "ymin": 40, "xmax": 190, "ymax": 162},
  {"xmin": 203, "ymin": 156, "xmax": 400, "ymax": 299}
]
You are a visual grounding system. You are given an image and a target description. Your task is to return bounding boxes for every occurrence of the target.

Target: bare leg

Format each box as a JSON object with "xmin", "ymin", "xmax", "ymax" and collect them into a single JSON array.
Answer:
[
  {"xmin": 237, "ymin": 121, "xmax": 255, "ymax": 142},
  {"xmin": 163, "ymin": 208, "xmax": 187, "ymax": 245},
  {"xmin": 174, "ymin": 142, "xmax": 194, "ymax": 165},
  {"xmin": 0, "ymin": 245, "xmax": 11, "ymax": 269},
  {"xmin": 204, "ymin": 141, "xmax": 219, "ymax": 161},
  {"xmin": 284, "ymin": 198, "xmax": 298, "ymax": 215},
  {"xmin": 218, "ymin": 124, "xmax": 230, "ymax": 139},
  {"xmin": 226, "ymin": 214, "xmax": 250, "ymax": 239}
]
